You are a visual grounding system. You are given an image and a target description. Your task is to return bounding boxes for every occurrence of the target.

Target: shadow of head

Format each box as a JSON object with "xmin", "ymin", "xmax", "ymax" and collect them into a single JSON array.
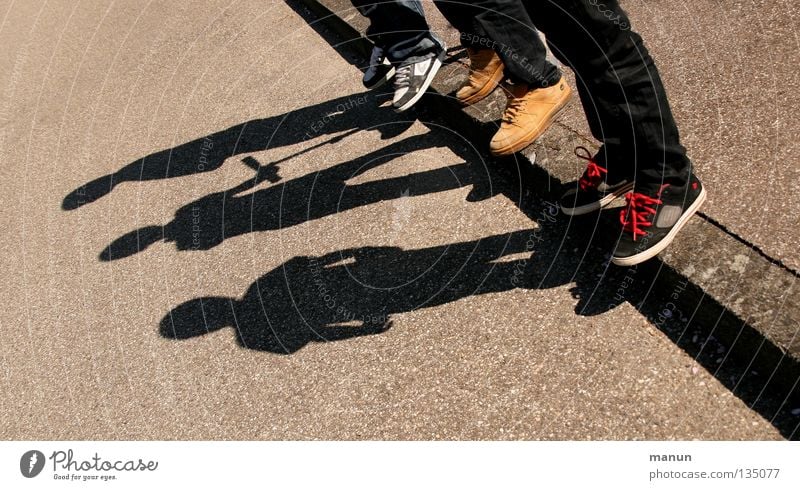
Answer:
[
  {"xmin": 100, "ymin": 226, "xmax": 163, "ymax": 262},
  {"xmin": 159, "ymin": 287, "xmax": 391, "ymax": 355},
  {"xmin": 160, "ymin": 297, "xmax": 232, "ymax": 340},
  {"xmin": 158, "ymin": 296, "xmax": 323, "ymax": 354}
]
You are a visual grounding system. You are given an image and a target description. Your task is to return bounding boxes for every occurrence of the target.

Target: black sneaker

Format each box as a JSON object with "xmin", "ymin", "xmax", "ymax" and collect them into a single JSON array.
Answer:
[
  {"xmin": 611, "ymin": 175, "xmax": 707, "ymax": 266},
  {"xmin": 363, "ymin": 45, "xmax": 395, "ymax": 90},
  {"xmin": 392, "ymin": 48, "xmax": 445, "ymax": 113},
  {"xmin": 560, "ymin": 147, "xmax": 633, "ymax": 216}
]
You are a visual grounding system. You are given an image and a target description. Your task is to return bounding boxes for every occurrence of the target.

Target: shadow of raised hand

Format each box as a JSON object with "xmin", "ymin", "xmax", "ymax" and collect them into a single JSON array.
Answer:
[
  {"xmin": 99, "ymin": 133, "xmax": 477, "ymax": 261},
  {"xmin": 63, "ymin": 91, "xmax": 413, "ymax": 210}
]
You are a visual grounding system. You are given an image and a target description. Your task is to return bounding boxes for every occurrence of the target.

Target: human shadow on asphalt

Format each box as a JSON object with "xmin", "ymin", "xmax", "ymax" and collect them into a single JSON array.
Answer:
[
  {"xmin": 61, "ymin": 90, "xmax": 413, "ymax": 211},
  {"xmin": 159, "ymin": 230, "xmax": 535, "ymax": 353},
  {"xmin": 89, "ymin": 98, "xmax": 626, "ymax": 323},
  {"xmin": 153, "ymin": 192, "xmax": 633, "ymax": 354},
  {"xmin": 98, "ymin": 132, "xmax": 479, "ymax": 261},
  {"xmin": 156, "ymin": 206, "xmax": 636, "ymax": 351}
]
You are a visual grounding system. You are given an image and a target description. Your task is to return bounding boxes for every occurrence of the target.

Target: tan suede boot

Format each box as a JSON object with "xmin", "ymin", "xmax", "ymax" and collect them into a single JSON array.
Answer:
[
  {"xmin": 456, "ymin": 48, "xmax": 505, "ymax": 106},
  {"xmin": 489, "ymin": 76, "xmax": 572, "ymax": 156}
]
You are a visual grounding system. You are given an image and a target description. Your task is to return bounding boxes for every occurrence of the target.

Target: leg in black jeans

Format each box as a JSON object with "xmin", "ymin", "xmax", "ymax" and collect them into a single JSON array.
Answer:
[
  {"xmin": 433, "ymin": 0, "xmax": 561, "ymax": 87},
  {"xmin": 351, "ymin": 0, "xmax": 443, "ymax": 65},
  {"xmin": 524, "ymin": 0, "xmax": 690, "ymax": 193}
]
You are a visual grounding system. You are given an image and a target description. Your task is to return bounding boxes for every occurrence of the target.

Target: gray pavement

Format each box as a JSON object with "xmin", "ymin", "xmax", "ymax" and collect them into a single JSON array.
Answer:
[{"xmin": 0, "ymin": 0, "xmax": 794, "ymax": 439}]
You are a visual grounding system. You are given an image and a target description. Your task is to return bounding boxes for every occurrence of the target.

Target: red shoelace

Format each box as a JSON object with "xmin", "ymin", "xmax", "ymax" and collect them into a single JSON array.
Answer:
[
  {"xmin": 620, "ymin": 191, "xmax": 664, "ymax": 241},
  {"xmin": 575, "ymin": 146, "xmax": 608, "ymax": 192}
]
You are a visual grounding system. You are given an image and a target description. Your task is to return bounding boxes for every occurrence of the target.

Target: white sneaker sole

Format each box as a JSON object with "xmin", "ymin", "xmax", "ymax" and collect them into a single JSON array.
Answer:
[
  {"xmin": 364, "ymin": 66, "xmax": 396, "ymax": 90},
  {"xmin": 561, "ymin": 182, "xmax": 634, "ymax": 216},
  {"xmin": 393, "ymin": 56, "xmax": 443, "ymax": 113},
  {"xmin": 611, "ymin": 186, "xmax": 707, "ymax": 267}
]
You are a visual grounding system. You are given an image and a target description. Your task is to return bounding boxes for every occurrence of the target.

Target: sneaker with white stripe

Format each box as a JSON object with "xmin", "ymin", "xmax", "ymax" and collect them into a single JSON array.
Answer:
[
  {"xmin": 392, "ymin": 49, "xmax": 445, "ymax": 113},
  {"xmin": 611, "ymin": 175, "xmax": 706, "ymax": 266}
]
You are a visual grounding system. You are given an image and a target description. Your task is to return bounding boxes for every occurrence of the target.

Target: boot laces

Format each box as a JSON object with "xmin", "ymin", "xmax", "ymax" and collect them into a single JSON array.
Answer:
[
  {"xmin": 502, "ymin": 90, "xmax": 527, "ymax": 124},
  {"xmin": 394, "ymin": 64, "xmax": 411, "ymax": 89},
  {"xmin": 575, "ymin": 146, "xmax": 607, "ymax": 192},
  {"xmin": 620, "ymin": 190, "xmax": 665, "ymax": 241}
]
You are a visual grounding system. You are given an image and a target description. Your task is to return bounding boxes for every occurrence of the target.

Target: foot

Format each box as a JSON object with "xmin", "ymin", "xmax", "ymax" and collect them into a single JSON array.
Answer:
[
  {"xmin": 489, "ymin": 76, "xmax": 572, "ymax": 156},
  {"xmin": 456, "ymin": 48, "xmax": 504, "ymax": 106},
  {"xmin": 611, "ymin": 175, "xmax": 706, "ymax": 266},
  {"xmin": 559, "ymin": 147, "xmax": 633, "ymax": 216},
  {"xmin": 392, "ymin": 49, "xmax": 445, "ymax": 113},
  {"xmin": 363, "ymin": 45, "xmax": 395, "ymax": 90}
]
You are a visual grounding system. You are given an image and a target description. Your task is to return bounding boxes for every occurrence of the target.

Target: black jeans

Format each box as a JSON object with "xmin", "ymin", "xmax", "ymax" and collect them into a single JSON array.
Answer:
[
  {"xmin": 350, "ymin": 0, "xmax": 443, "ymax": 65},
  {"xmin": 441, "ymin": 0, "xmax": 691, "ymax": 192},
  {"xmin": 433, "ymin": 0, "xmax": 562, "ymax": 87}
]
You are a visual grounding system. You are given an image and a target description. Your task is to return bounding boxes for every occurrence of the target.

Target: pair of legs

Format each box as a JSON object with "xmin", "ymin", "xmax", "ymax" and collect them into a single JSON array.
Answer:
[
  {"xmin": 434, "ymin": 0, "xmax": 560, "ymax": 87},
  {"xmin": 437, "ymin": 0, "xmax": 705, "ymax": 265},
  {"xmin": 352, "ymin": 1, "xmax": 705, "ymax": 265},
  {"xmin": 350, "ymin": 0, "xmax": 446, "ymax": 112},
  {"xmin": 351, "ymin": 0, "xmax": 441, "ymax": 65},
  {"xmin": 433, "ymin": 0, "xmax": 573, "ymax": 156},
  {"xmin": 441, "ymin": 0, "xmax": 690, "ymax": 192}
]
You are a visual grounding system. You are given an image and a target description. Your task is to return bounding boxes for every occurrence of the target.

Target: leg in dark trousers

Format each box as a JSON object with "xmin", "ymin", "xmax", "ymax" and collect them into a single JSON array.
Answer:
[
  {"xmin": 351, "ymin": 0, "xmax": 443, "ymax": 65},
  {"xmin": 524, "ymin": 0, "xmax": 690, "ymax": 193},
  {"xmin": 433, "ymin": 0, "xmax": 560, "ymax": 87},
  {"xmin": 536, "ymin": 1, "xmax": 703, "ymax": 265},
  {"xmin": 433, "ymin": 0, "xmax": 572, "ymax": 155}
]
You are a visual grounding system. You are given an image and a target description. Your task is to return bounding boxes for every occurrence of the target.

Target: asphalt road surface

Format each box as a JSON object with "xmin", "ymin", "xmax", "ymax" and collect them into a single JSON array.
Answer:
[{"xmin": 0, "ymin": 0, "xmax": 791, "ymax": 439}]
